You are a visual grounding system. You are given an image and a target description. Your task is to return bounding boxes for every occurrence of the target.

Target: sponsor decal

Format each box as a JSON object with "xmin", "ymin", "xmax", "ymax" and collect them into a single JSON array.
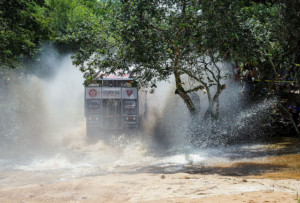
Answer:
[
  {"xmin": 126, "ymin": 90, "xmax": 133, "ymax": 97},
  {"xmin": 122, "ymin": 88, "xmax": 137, "ymax": 99},
  {"xmin": 88, "ymin": 89, "xmax": 97, "ymax": 98},
  {"xmin": 102, "ymin": 88, "xmax": 121, "ymax": 98}
]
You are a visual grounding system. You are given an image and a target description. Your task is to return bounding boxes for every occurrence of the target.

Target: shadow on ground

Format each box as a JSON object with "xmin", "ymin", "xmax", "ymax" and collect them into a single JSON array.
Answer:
[{"xmin": 129, "ymin": 162, "xmax": 287, "ymax": 177}]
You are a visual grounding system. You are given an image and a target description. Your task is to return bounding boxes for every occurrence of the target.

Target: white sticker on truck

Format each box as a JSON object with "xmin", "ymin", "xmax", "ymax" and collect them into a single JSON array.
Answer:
[
  {"xmin": 102, "ymin": 87, "xmax": 122, "ymax": 99},
  {"xmin": 85, "ymin": 87, "xmax": 102, "ymax": 99},
  {"xmin": 122, "ymin": 88, "xmax": 137, "ymax": 99}
]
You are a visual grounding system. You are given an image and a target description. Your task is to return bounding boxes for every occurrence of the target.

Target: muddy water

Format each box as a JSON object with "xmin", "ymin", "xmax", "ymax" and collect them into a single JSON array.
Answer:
[
  {"xmin": 193, "ymin": 137, "xmax": 300, "ymax": 180},
  {"xmin": 0, "ymin": 134, "xmax": 299, "ymax": 189}
]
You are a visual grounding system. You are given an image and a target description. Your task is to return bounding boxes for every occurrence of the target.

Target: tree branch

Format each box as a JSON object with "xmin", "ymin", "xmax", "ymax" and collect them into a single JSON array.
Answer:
[{"xmin": 185, "ymin": 85, "xmax": 204, "ymax": 93}]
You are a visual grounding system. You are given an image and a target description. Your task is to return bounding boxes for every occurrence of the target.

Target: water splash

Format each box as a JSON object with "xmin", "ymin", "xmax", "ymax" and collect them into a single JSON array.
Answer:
[
  {"xmin": 0, "ymin": 46, "xmax": 85, "ymax": 157},
  {"xmin": 0, "ymin": 47, "xmax": 286, "ymax": 182}
]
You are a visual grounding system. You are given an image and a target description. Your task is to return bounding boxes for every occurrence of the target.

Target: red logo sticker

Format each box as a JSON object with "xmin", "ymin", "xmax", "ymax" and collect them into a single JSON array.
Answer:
[
  {"xmin": 88, "ymin": 89, "xmax": 97, "ymax": 98},
  {"xmin": 126, "ymin": 90, "xmax": 133, "ymax": 97}
]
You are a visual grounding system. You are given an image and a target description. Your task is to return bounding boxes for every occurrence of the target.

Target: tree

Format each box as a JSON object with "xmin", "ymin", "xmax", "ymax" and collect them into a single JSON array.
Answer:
[
  {"xmin": 45, "ymin": 0, "xmax": 100, "ymax": 36},
  {"xmin": 277, "ymin": 0, "xmax": 300, "ymax": 88},
  {"xmin": 70, "ymin": 0, "xmax": 230, "ymax": 117},
  {"xmin": 69, "ymin": 0, "xmax": 300, "ymax": 119},
  {"xmin": 44, "ymin": 0, "xmax": 104, "ymax": 53},
  {"xmin": 0, "ymin": 0, "xmax": 51, "ymax": 68},
  {"xmin": 199, "ymin": 0, "xmax": 284, "ymax": 91}
]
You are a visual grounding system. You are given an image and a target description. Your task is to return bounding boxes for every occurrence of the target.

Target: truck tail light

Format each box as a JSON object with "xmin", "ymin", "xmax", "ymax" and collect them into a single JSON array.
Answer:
[{"xmin": 125, "ymin": 117, "xmax": 136, "ymax": 121}]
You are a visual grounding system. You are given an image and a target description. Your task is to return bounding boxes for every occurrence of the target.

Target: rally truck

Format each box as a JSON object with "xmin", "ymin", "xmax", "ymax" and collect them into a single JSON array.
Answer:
[{"xmin": 84, "ymin": 73, "xmax": 147, "ymax": 136}]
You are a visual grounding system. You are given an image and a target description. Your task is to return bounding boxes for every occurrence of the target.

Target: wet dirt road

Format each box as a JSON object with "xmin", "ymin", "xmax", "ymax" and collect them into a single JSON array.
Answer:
[{"xmin": 0, "ymin": 134, "xmax": 299, "ymax": 203}]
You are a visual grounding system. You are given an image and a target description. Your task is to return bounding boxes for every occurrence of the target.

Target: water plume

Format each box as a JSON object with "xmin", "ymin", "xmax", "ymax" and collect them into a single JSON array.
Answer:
[
  {"xmin": 0, "ymin": 47, "xmax": 280, "ymax": 177},
  {"xmin": 0, "ymin": 45, "xmax": 85, "ymax": 158}
]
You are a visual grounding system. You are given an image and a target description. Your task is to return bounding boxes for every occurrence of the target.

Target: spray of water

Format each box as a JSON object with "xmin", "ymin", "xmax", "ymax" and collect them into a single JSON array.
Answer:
[
  {"xmin": 0, "ymin": 48, "xmax": 85, "ymax": 157},
  {"xmin": 0, "ymin": 46, "xmax": 175, "ymax": 175},
  {"xmin": 0, "ymin": 47, "xmax": 279, "ymax": 179}
]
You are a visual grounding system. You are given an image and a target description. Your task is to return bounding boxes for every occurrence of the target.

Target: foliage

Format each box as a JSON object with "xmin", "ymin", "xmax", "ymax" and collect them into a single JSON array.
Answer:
[
  {"xmin": 45, "ymin": 0, "xmax": 100, "ymax": 36},
  {"xmin": 70, "ymin": 0, "xmax": 231, "ymax": 115},
  {"xmin": 0, "ymin": 0, "xmax": 51, "ymax": 68},
  {"xmin": 2, "ymin": 0, "xmax": 300, "ymax": 116},
  {"xmin": 277, "ymin": 0, "xmax": 300, "ymax": 61},
  {"xmin": 63, "ymin": 1, "xmax": 119, "ymax": 80},
  {"xmin": 69, "ymin": 0, "xmax": 300, "ymax": 115}
]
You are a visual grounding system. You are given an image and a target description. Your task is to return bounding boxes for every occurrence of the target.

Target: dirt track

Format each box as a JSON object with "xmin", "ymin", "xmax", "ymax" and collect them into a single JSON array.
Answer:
[
  {"xmin": 0, "ymin": 171, "xmax": 299, "ymax": 203},
  {"xmin": 1, "ymin": 140, "xmax": 300, "ymax": 203}
]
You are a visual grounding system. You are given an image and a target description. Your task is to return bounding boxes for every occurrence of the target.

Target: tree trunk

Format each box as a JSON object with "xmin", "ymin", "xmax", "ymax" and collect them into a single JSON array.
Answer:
[
  {"xmin": 171, "ymin": 43, "xmax": 195, "ymax": 113},
  {"xmin": 216, "ymin": 97, "xmax": 220, "ymax": 119},
  {"xmin": 277, "ymin": 102, "xmax": 300, "ymax": 136},
  {"xmin": 294, "ymin": 51, "xmax": 300, "ymax": 92},
  {"xmin": 203, "ymin": 102, "xmax": 213, "ymax": 119},
  {"xmin": 174, "ymin": 70, "xmax": 196, "ymax": 112},
  {"xmin": 203, "ymin": 85, "xmax": 223, "ymax": 119}
]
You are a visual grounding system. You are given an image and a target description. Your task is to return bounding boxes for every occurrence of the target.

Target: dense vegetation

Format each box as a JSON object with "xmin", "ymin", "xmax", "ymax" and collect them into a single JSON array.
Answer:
[{"xmin": 1, "ymin": 0, "xmax": 300, "ymax": 116}]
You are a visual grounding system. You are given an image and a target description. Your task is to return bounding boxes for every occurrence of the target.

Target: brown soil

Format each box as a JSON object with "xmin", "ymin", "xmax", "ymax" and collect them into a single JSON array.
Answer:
[
  {"xmin": 0, "ymin": 172, "xmax": 299, "ymax": 203},
  {"xmin": 1, "ymin": 139, "xmax": 300, "ymax": 202}
]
